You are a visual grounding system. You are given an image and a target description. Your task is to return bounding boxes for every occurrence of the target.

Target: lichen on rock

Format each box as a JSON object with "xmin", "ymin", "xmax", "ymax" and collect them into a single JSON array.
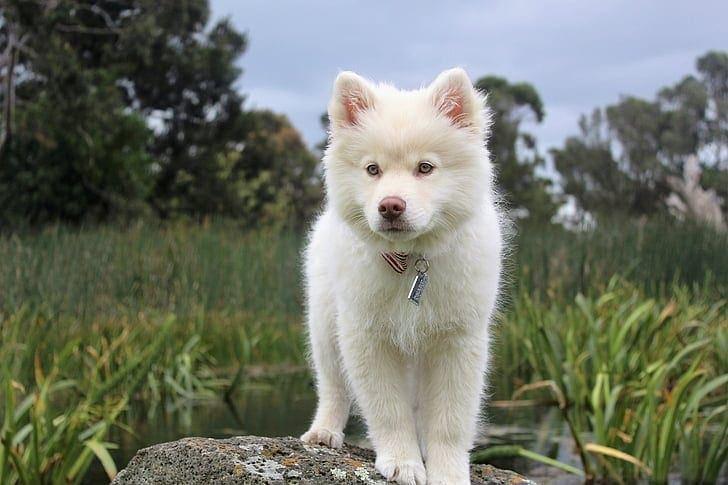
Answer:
[{"xmin": 112, "ymin": 435, "xmax": 535, "ymax": 484}]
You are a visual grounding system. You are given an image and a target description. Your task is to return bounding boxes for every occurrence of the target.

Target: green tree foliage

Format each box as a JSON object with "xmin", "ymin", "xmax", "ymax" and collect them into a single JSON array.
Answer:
[
  {"xmin": 0, "ymin": 0, "xmax": 321, "ymax": 226},
  {"xmin": 697, "ymin": 51, "xmax": 728, "ymax": 167},
  {"xmin": 551, "ymin": 110, "xmax": 629, "ymax": 216},
  {"xmin": 475, "ymin": 76, "xmax": 558, "ymax": 222},
  {"xmin": 111, "ymin": 1, "xmax": 253, "ymax": 217},
  {"xmin": 216, "ymin": 110, "xmax": 321, "ymax": 226},
  {"xmin": 657, "ymin": 75, "xmax": 707, "ymax": 164},
  {"xmin": 0, "ymin": 1, "xmax": 154, "ymax": 223},
  {"xmin": 553, "ymin": 50, "xmax": 728, "ymax": 220},
  {"xmin": 695, "ymin": 51, "xmax": 728, "ymax": 207}
]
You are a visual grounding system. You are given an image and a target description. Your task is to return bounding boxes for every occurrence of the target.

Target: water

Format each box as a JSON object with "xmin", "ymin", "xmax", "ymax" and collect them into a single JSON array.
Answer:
[{"xmin": 86, "ymin": 373, "xmax": 574, "ymax": 483}]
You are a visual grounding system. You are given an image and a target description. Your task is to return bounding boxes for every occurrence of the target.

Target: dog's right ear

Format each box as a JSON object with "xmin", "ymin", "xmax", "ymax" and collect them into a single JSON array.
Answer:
[
  {"xmin": 429, "ymin": 68, "xmax": 486, "ymax": 132},
  {"xmin": 329, "ymin": 71, "xmax": 376, "ymax": 129}
]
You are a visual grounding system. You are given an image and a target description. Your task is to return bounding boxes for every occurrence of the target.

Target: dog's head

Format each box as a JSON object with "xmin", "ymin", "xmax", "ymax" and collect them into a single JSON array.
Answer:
[{"xmin": 323, "ymin": 68, "xmax": 491, "ymax": 249}]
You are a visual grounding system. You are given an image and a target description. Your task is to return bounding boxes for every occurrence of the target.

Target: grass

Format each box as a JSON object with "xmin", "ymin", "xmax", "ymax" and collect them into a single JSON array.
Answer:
[
  {"xmin": 514, "ymin": 216, "xmax": 728, "ymax": 299},
  {"xmin": 0, "ymin": 309, "xmax": 302, "ymax": 483},
  {"xmin": 0, "ymin": 218, "xmax": 726, "ymax": 483},
  {"xmin": 0, "ymin": 222, "xmax": 302, "ymax": 325},
  {"xmin": 0, "ymin": 311, "xmax": 175, "ymax": 483},
  {"xmin": 2, "ymin": 217, "xmax": 726, "ymax": 325},
  {"xmin": 485, "ymin": 278, "xmax": 727, "ymax": 483}
]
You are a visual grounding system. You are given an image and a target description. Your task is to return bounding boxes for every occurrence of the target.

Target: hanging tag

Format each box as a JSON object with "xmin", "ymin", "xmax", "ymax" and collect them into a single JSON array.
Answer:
[{"xmin": 407, "ymin": 257, "xmax": 429, "ymax": 306}]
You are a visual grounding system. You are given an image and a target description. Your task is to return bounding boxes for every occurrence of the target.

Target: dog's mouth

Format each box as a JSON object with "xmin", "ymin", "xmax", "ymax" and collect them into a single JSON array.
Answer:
[
  {"xmin": 379, "ymin": 222, "xmax": 413, "ymax": 233},
  {"xmin": 376, "ymin": 221, "xmax": 419, "ymax": 240}
]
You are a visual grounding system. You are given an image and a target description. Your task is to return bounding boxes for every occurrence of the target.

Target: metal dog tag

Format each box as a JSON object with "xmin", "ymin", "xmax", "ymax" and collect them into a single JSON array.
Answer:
[{"xmin": 407, "ymin": 258, "xmax": 430, "ymax": 306}]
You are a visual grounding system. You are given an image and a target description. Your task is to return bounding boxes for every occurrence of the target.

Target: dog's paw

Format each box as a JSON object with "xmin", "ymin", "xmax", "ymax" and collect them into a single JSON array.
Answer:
[
  {"xmin": 426, "ymin": 464, "xmax": 470, "ymax": 485},
  {"xmin": 300, "ymin": 427, "xmax": 344, "ymax": 449},
  {"xmin": 425, "ymin": 450, "xmax": 470, "ymax": 485},
  {"xmin": 375, "ymin": 455, "xmax": 427, "ymax": 485},
  {"xmin": 426, "ymin": 475, "xmax": 469, "ymax": 485}
]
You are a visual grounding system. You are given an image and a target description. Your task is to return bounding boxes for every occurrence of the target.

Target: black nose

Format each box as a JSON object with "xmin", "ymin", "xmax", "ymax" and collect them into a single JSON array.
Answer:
[{"xmin": 378, "ymin": 197, "xmax": 406, "ymax": 221}]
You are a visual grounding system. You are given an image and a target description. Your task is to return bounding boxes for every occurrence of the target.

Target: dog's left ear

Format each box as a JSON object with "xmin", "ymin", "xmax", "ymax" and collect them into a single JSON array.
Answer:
[
  {"xmin": 329, "ymin": 71, "xmax": 377, "ymax": 130},
  {"xmin": 429, "ymin": 68, "xmax": 485, "ymax": 131}
]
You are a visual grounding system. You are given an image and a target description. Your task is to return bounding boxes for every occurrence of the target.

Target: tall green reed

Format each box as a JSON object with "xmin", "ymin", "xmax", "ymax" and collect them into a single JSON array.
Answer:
[
  {"xmin": 2, "ymin": 218, "xmax": 726, "ymax": 329},
  {"xmin": 0, "ymin": 222, "xmax": 303, "ymax": 324},
  {"xmin": 0, "ymin": 307, "xmax": 228, "ymax": 484},
  {"xmin": 493, "ymin": 278, "xmax": 727, "ymax": 483},
  {"xmin": 515, "ymin": 217, "xmax": 728, "ymax": 299}
]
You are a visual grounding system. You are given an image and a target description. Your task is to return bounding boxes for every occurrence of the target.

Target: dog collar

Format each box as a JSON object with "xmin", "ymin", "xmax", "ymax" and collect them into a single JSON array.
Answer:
[
  {"xmin": 380, "ymin": 252, "xmax": 430, "ymax": 274},
  {"xmin": 380, "ymin": 252, "xmax": 430, "ymax": 305},
  {"xmin": 380, "ymin": 251, "xmax": 408, "ymax": 274}
]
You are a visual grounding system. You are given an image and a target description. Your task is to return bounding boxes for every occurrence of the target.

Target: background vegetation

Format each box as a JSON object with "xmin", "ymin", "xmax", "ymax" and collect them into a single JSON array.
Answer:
[
  {"xmin": 1, "ymin": 222, "xmax": 725, "ymax": 483},
  {"xmin": 2, "ymin": 1, "xmax": 727, "ymax": 228},
  {"xmin": 1, "ymin": 1, "xmax": 726, "ymax": 483}
]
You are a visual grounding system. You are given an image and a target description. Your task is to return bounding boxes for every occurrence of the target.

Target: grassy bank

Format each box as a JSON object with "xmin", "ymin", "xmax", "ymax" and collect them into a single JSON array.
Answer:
[
  {"xmin": 2, "ymin": 218, "xmax": 726, "ymax": 324},
  {"xmin": 514, "ymin": 216, "xmax": 727, "ymax": 299},
  {"xmin": 1, "ymin": 220, "xmax": 726, "ymax": 482}
]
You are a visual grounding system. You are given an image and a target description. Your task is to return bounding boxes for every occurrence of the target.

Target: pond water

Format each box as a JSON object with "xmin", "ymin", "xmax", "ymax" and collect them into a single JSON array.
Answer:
[{"xmin": 85, "ymin": 374, "xmax": 577, "ymax": 484}]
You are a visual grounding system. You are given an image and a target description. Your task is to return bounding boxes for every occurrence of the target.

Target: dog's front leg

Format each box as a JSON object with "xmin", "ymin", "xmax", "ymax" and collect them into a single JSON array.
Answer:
[
  {"xmin": 419, "ymin": 330, "xmax": 489, "ymax": 485},
  {"xmin": 300, "ymin": 298, "xmax": 351, "ymax": 448},
  {"xmin": 338, "ymin": 321, "xmax": 426, "ymax": 485}
]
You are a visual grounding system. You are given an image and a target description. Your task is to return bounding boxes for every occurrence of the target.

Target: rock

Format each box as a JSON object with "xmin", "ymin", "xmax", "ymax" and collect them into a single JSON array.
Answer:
[{"xmin": 112, "ymin": 436, "xmax": 535, "ymax": 484}]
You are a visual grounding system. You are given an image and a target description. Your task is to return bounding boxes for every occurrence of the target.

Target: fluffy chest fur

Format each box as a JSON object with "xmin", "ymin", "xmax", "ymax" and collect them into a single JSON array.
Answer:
[{"xmin": 307, "ymin": 200, "xmax": 502, "ymax": 354}]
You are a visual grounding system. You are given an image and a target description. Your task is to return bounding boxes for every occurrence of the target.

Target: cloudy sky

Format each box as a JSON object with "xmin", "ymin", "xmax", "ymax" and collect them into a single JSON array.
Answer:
[{"xmin": 211, "ymin": 0, "xmax": 726, "ymax": 153}]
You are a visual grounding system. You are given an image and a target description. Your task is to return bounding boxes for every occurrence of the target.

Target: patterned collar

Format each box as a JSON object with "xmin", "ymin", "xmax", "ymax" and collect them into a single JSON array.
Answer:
[{"xmin": 380, "ymin": 251, "xmax": 408, "ymax": 274}]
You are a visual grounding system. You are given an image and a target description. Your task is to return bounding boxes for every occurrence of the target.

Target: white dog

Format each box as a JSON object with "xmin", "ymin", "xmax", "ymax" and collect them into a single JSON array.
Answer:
[{"xmin": 301, "ymin": 68, "xmax": 504, "ymax": 485}]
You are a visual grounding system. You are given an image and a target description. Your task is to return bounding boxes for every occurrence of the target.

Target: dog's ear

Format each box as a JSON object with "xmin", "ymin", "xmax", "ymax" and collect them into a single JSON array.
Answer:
[
  {"xmin": 429, "ymin": 68, "xmax": 485, "ymax": 130},
  {"xmin": 329, "ymin": 71, "xmax": 376, "ymax": 129}
]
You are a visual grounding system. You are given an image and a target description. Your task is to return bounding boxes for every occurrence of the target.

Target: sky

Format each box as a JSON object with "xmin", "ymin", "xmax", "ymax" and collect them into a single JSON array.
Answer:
[{"xmin": 210, "ymin": 0, "xmax": 727, "ymax": 154}]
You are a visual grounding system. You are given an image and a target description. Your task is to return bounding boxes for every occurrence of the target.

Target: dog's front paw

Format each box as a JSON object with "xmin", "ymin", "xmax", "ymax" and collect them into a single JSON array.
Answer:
[
  {"xmin": 425, "ymin": 449, "xmax": 470, "ymax": 485},
  {"xmin": 300, "ymin": 427, "xmax": 344, "ymax": 448},
  {"xmin": 375, "ymin": 455, "xmax": 426, "ymax": 485},
  {"xmin": 426, "ymin": 473, "xmax": 469, "ymax": 485}
]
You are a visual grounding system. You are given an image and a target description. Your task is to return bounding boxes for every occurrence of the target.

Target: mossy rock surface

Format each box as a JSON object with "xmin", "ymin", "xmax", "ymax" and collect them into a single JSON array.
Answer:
[{"xmin": 112, "ymin": 435, "xmax": 536, "ymax": 484}]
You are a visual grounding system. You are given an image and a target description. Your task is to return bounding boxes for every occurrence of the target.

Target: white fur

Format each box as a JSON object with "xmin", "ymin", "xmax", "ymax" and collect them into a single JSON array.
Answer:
[{"xmin": 301, "ymin": 68, "xmax": 504, "ymax": 485}]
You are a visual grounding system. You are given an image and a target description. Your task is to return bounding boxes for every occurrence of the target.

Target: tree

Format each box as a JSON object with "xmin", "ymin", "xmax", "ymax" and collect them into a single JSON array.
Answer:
[
  {"xmin": 0, "ymin": 0, "xmax": 322, "ymax": 226},
  {"xmin": 554, "ymin": 95, "xmax": 688, "ymax": 218},
  {"xmin": 232, "ymin": 110, "xmax": 321, "ymax": 226},
  {"xmin": 695, "ymin": 51, "xmax": 728, "ymax": 211},
  {"xmin": 553, "ymin": 50, "xmax": 728, "ymax": 221},
  {"xmin": 604, "ymin": 96, "xmax": 671, "ymax": 214},
  {"xmin": 552, "ymin": 109, "xmax": 630, "ymax": 217},
  {"xmin": 657, "ymin": 75, "xmax": 707, "ymax": 165},
  {"xmin": 474, "ymin": 76, "xmax": 558, "ymax": 222},
  {"xmin": 108, "ymin": 1, "xmax": 253, "ymax": 217},
  {"xmin": 1, "ymin": 1, "xmax": 154, "ymax": 224},
  {"xmin": 697, "ymin": 51, "xmax": 728, "ymax": 168}
]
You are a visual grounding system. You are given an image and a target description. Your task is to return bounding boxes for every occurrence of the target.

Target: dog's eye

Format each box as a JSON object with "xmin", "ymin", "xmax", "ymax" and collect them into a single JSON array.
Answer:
[
  {"xmin": 366, "ymin": 163, "xmax": 380, "ymax": 176},
  {"xmin": 418, "ymin": 161, "xmax": 434, "ymax": 175}
]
